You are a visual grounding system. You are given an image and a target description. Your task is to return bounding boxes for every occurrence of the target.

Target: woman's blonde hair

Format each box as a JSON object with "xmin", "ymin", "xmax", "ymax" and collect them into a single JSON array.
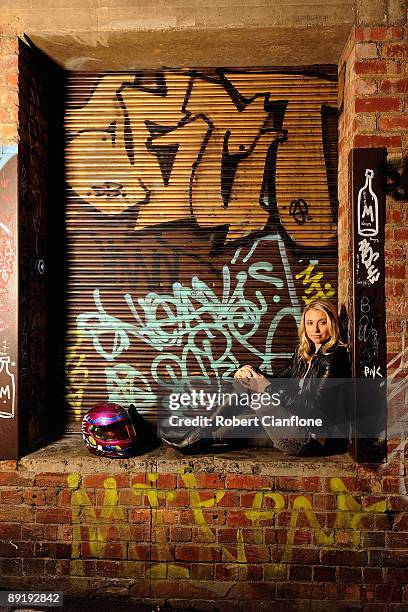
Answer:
[{"xmin": 297, "ymin": 300, "xmax": 344, "ymax": 361}]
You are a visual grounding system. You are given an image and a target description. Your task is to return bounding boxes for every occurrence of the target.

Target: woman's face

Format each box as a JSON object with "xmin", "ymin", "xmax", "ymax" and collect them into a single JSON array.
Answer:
[{"xmin": 304, "ymin": 308, "xmax": 331, "ymax": 346}]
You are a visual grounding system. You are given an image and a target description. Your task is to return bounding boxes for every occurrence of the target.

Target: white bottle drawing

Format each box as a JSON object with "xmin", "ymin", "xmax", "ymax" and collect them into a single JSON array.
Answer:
[
  {"xmin": 0, "ymin": 356, "xmax": 15, "ymax": 419},
  {"xmin": 357, "ymin": 168, "xmax": 379, "ymax": 237}
]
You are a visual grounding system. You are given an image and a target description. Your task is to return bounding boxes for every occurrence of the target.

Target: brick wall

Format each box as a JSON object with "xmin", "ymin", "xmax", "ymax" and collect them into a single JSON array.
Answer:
[
  {"xmin": 0, "ymin": 36, "xmax": 18, "ymax": 144},
  {"xmin": 1, "ymin": 450, "xmax": 408, "ymax": 610},
  {"xmin": 337, "ymin": 26, "xmax": 408, "ymax": 378}
]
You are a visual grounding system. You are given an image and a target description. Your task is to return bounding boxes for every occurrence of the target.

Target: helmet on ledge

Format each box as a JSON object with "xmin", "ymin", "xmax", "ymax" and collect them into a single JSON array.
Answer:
[{"xmin": 82, "ymin": 403, "xmax": 138, "ymax": 458}]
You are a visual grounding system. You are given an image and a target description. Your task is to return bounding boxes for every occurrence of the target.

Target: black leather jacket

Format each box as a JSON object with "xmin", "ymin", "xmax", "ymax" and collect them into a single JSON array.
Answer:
[{"xmin": 274, "ymin": 341, "xmax": 351, "ymax": 436}]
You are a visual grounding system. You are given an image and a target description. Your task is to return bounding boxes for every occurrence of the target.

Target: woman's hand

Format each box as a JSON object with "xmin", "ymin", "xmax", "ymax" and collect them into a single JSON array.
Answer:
[{"xmin": 234, "ymin": 365, "xmax": 270, "ymax": 393}]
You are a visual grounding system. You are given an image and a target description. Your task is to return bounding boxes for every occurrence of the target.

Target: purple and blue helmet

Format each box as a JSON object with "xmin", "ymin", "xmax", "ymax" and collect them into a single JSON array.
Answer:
[{"xmin": 82, "ymin": 403, "xmax": 137, "ymax": 458}]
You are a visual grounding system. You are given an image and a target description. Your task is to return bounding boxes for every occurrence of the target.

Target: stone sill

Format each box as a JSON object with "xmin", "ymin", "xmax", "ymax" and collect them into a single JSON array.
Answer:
[{"xmin": 18, "ymin": 434, "xmax": 357, "ymax": 477}]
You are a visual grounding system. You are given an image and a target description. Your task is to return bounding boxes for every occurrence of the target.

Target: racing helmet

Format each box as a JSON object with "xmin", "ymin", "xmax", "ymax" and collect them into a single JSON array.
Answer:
[{"xmin": 82, "ymin": 403, "xmax": 137, "ymax": 458}]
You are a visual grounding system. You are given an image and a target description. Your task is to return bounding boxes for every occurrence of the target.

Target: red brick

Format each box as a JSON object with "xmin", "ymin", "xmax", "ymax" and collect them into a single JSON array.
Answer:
[
  {"xmin": 170, "ymin": 526, "xmax": 192, "ymax": 542},
  {"xmin": 225, "ymin": 475, "xmax": 271, "ymax": 489},
  {"xmin": 289, "ymin": 565, "xmax": 313, "ymax": 581},
  {"xmin": 23, "ymin": 489, "xmax": 46, "ymax": 506},
  {"xmin": 313, "ymin": 565, "xmax": 336, "ymax": 581},
  {"xmin": 155, "ymin": 509, "xmax": 179, "ymax": 524},
  {"xmin": 379, "ymin": 79, "xmax": 392, "ymax": 93},
  {"xmin": 339, "ymin": 566, "xmax": 362, "ymax": 582},
  {"xmin": 191, "ymin": 562, "xmax": 213, "ymax": 580},
  {"xmin": 166, "ymin": 490, "xmax": 190, "ymax": 508},
  {"xmin": 242, "ymin": 564, "xmax": 264, "ymax": 581},
  {"xmin": 127, "ymin": 543, "xmax": 151, "ymax": 561},
  {"xmin": 354, "ymin": 60, "xmax": 387, "ymax": 75},
  {"xmin": 174, "ymin": 544, "xmax": 221, "ymax": 562},
  {"xmin": 35, "ymin": 473, "xmax": 70, "ymax": 487},
  {"xmin": 0, "ymin": 489, "xmax": 23, "ymax": 504},
  {"xmin": 22, "ymin": 558, "xmax": 46, "ymax": 575},
  {"xmin": 192, "ymin": 526, "xmax": 216, "ymax": 543},
  {"xmin": 178, "ymin": 473, "xmax": 224, "ymax": 489},
  {"xmin": 82, "ymin": 541, "xmax": 125, "ymax": 560},
  {"xmin": 355, "ymin": 27, "xmax": 404, "ymax": 42},
  {"xmin": 130, "ymin": 525, "xmax": 145, "ymax": 541},
  {"xmin": 35, "ymin": 508, "xmax": 72, "ymax": 524},
  {"xmin": 0, "ymin": 540, "xmax": 32, "ymax": 557},
  {"xmin": 276, "ymin": 582, "xmax": 326, "ymax": 600},
  {"xmin": 130, "ymin": 508, "xmax": 151, "ymax": 523},
  {"xmin": 380, "ymin": 77, "xmax": 408, "ymax": 94},
  {"xmin": 215, "ymin": 563, "xmax": 239, "ymax": 581},
  {"xmin": 21, "ymin": 523, "xmax": 44, "ymax": 540},
  {"xmin": 356, "ymin": 78, "xmax": 378, "ymax": 96},
  {"xmin": 236, "ymin": 544, "xmax": 269, "ymax": 563},
  {"xmin": 383, "ymin": 43, "xmax": 408, "ymax": 58},
  {"xmin": 394, "ymin": 228, "xmax": 408, "ymax": 241},
  {"xmin": 379, "ymin": 115, "xmax": 408, "ymax": 130},
  {"xmin": 0, "ymin": 471, "xmax": 33, "ymax": 486},
  {"xmin": 277, "ymin": 528, "xmax": 311, "ymax": 546},
  {"xmin": 388, "ymin": 264, "xmax": 406, "ymax": 280},
  {"xmin": 375, "ymin": 583, "xmax": 403, "ymax": 602},
  {"xmin": 386, "ymin": 532, "xmax": 408, "ymax": 548},
  {"xmin": 216, "ymin": 491, "xmax": 240, "ymax": 507},
  {"xmin": 45, "ymin": 559, "xmax": 71, "ymax": 577},
  {"xmin": 363, "ymin": 567, "xmax": 384, "ymax": 583},
  {"xmin": 0, "ymin": 506, "xmax": 32, "ymax": 522},
  {"xmin": 226, "ymin": 511, "xmax": 251, "ymax": 527},
  {"xmin": 82, "ymin": 473, "xmax": 129, "ymax": 488},
  {"xmin": 0, "ymin": 460, "xmax": 17, "ymax": 470},
  {"xmin": 34, "ymin": 542, "xmax": 72, "ymax": 558},
  {"xmin": 155, "ymin": 473, "xmax": 177, "ymax": 488},
  {"xmin": 321, "ymin": 550, "xmax": 367, "ymax": 566},
  {"xmin": 354, "ymin": 134, "xmax": 402, "ymax": 148},
  {"xmin": 355, "ymin": 97, "xmax": 400, "ymax": 113},
  {"xmin": 276, "ymin": 477, "xmax": 320, "ymax": 492},
  {"xmin": 264, "ymin": 528, "xmax": 276, "ymax": 544},
  {"xmin": 337, "ymin": 584, "xmax": 362, "ymax": 600},
  {"xmin": 0, "ymin": 523, "xmax": 20, "ymax": 538},
  {"xmin": 313, "ymin": 494, "xmax": 336, "ymax": 510},
  {"xmin": 0, "ymin": 558, "xmax": 22, "ymax": 576}
]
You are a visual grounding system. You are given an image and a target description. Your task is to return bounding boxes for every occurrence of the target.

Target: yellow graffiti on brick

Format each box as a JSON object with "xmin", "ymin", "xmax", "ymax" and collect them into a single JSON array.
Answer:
[
  {"xmin": 132, "ymin": 472, "xmax": 188, "ymax": 579},
  {"xmin": 67, "ymin": 473, "xmax": 129, "ymax": 575},
  {"xmin": 67, "ymin": 471, "xmax": 389, "ymax": 581},
  {"xmin": 331, "ymin": 477, "xmax": 389, "ymax": 548},
  {"xmin": 179, "ymin": 468, "xmax": 225, "ymax": 543},
  {"xmin": 295, "ymin": 261, "xmax": 335, "ymax": 305}
]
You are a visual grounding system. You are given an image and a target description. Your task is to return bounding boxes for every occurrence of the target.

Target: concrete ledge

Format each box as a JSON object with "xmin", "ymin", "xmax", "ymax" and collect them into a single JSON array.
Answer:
[{"xmin": 18, "ymin": 434, "xmax": 356, "ymax": 477}]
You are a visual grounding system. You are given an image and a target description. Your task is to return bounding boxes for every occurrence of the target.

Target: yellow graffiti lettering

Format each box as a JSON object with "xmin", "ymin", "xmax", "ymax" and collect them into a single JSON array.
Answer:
[
  {"xmin": 295, "ymin": 261, "xmax": 335, "ymax": 305},
  {"xmin": 65, "ymin": 330, "xmax": 88, "ymax": 419}
]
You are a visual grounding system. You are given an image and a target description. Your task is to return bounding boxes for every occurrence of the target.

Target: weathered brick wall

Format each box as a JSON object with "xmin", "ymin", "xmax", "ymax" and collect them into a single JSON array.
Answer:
[
  {"xmin": 337, "ymin": 25, "xmax": 408, "ymax": 379},
  {"xmin": 1, "ymin": 450, "xmax": 408, "ymax": 610},
  {"xmin": 0, "ymin": 36, "xmax": 18, "ymax": 144}
]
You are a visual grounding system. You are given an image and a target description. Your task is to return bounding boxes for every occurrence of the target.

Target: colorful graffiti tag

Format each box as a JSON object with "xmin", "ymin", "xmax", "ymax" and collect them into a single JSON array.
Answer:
[
  {"xmin": 65, "ymin": 69, "xmax": 339, "ymax": 417},
  {"xmin": 67, "ymin": 469, "xmax": 388, "ymax": 580}
]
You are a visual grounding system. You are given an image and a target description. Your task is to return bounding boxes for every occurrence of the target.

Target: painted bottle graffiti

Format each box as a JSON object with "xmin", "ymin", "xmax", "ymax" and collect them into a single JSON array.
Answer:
[
  {"xmin": 0, "ymin": 356, "xmax": 15, "ymax": 418},
  {"xmin": 357, "ymin": 169, "xmax": 379, "ymax": 237}
]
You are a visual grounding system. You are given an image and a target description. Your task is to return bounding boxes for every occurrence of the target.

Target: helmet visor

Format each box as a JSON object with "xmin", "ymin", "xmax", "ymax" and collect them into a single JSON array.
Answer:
[{"xmin": 89, "ymin": 421, "xmax": 135, "ymax": 442}]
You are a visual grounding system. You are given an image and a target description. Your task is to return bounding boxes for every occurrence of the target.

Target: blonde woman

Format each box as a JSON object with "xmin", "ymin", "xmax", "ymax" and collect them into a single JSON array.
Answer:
[
  {"xmin": 163, "ymin": 300, "xmax": 351, "ymax": 456},
  {"xmin": 233, "ymin": 299, "xmax": 351, "ymax": 455}
]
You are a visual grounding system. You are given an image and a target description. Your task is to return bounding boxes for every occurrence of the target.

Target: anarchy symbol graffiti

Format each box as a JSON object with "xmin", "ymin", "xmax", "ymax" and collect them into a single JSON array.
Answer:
[{"xmin": 289, "ymin": 199, "xmax": 309, "ymax": 225}]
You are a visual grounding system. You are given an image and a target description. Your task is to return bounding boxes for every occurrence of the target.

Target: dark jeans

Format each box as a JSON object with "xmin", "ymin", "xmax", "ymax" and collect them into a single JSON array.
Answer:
[{"xmin": 212, "ymin": 381, "xmax": 326, "ymax": 457}]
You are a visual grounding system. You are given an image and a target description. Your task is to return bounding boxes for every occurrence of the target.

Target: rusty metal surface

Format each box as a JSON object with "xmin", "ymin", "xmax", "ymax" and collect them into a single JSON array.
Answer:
[{"xmin": 64, "ymin": 68, "xmax": 339, "ymax": 428}]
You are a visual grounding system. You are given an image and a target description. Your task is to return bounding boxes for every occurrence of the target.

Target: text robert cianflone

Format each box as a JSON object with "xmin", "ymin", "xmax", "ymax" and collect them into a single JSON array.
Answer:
[
  {"xmin": 168, "ymin": 414, "xmax": 323, "ymax": 429},
  {"xmin": 168, "ymin": 389, "xmax": 282, "ymax": 411}
]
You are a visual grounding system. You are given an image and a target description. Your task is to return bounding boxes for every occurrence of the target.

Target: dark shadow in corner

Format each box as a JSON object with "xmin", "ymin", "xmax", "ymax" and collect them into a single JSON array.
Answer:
[{"xmin": 18, "ymin": 36, "xmax": 67, "ymax": 455}]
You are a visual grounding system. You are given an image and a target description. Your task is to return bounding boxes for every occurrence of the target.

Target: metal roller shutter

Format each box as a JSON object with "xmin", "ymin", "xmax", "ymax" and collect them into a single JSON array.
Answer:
[{"xmin": 64, "ymin": 67, "xmax": 338, "ymax": 428}]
